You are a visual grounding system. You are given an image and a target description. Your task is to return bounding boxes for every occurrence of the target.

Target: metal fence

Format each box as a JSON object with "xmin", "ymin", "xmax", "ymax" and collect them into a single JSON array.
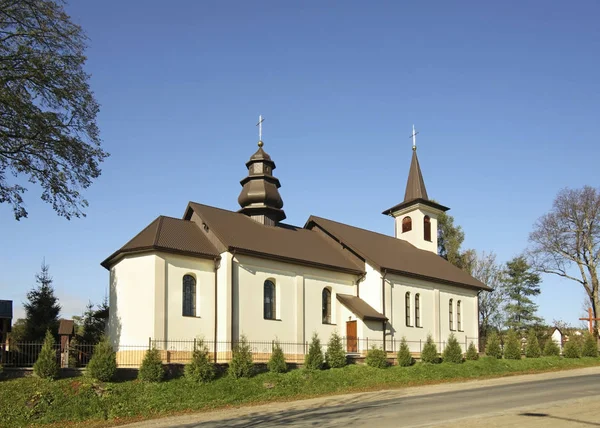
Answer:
[{"xmin": 1, "ymin": 335, "xmax": 479, "ymax": 368}]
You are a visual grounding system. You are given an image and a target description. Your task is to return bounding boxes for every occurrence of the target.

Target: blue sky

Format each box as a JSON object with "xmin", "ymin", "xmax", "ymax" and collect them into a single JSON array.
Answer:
[{"xmin": 1, "ymin": 1, "xmax": 598, "ymax": 326}]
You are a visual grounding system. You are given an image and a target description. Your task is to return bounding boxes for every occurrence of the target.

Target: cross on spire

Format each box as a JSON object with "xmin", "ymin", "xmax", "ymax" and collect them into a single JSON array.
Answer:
[
  {"xmin": 256, "ymin": 115, "xmax": 265, "ymax": 146},
  {"xmin": 409, "ymin": 124, "xmax": 419, "ymax": 151}
]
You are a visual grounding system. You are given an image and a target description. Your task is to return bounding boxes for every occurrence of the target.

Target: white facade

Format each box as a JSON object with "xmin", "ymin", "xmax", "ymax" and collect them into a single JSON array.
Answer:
[{"xmin": 391, "ymin": 202, "xmax": 444, "ymax": 254}]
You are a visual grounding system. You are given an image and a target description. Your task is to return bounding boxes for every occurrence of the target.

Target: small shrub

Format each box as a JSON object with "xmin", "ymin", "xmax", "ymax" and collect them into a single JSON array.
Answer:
[
  {"xmin": 396, "ymin": 337, "xmax": 413, "ymax": 367},
  {"xmin": 229, "ymin": 334, "xmax": 254, "ymax": 379},
  {"xmin": 582, "ymin": 331, "xmax": 599, "ymax": 358},
  {"xmin": 325, "ymin": 331, "xmax": 346, "ymax": 368},
  {"xmin": 365, "ymin": 346, "xmax": 388, "ymax": 368},
  {"xmin": 86, "ymin": 337, "xmax": 117, "ymax": 382},
  {"xmin": 543, "ymin": 338, "xmax": 561, "ymax": 357},
  {"xmin": 304, "ymin": 332, "xmax": 324, "ymax": 370},
  {"xmin": 185, "ymin": 340, "xmax": 216, "ymax": 383},
  {"xmin": 267, "ymin": 341, "xmax": 287, "ymax": 373},
  {"xmin": 138, "ymin": 348, "xmax": 165, "ymax": 382},
  {"xmin": 33, "ymin": 330, "xmax": 59, "ymax": 380},
  {"xmin": 503, "ymin": 330, "xmax": 522, "ymax": 360},
  {"xmin": 442, "ymin": 333, "xmax": 463, "ymax": 364},
  {"xmin": 465, "ymin": 341, "xmax": 479, "ymax": 361},
  {"xmin": 563, "ymin": 339, "xmax": 581, "ymax": 358},
  {"xmin": 525, "ymin": 329, "xmax": 541, "ymax": 358},
  {"xmin": 485, "ymin": 332, "xmax": 502, "ymax": 359},
  {"xmin": 420, "ymin": 334, "xmax": 439, "ymax": 364}
]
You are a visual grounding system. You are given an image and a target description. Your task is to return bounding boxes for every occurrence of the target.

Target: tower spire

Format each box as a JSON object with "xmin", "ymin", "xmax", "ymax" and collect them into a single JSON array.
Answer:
[{"xmin": 410, "ymin": 124, "xmax": 418, "ymax": 151}]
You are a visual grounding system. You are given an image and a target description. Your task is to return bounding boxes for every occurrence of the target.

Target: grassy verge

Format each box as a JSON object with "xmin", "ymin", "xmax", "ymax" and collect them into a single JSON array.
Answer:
[{"xmin": 2, "ymin": 357, "xmax": 600, "ymax": 427}]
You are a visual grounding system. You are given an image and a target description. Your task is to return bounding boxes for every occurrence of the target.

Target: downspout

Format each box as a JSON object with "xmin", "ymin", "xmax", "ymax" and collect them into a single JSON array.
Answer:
[
  {"xmin": 213, "ymin": 257, "xmax": 220, "ymax": 363},
  {"xmin": 382, "ymin": 269, "xmax": 388, "ymax": 352},
  {"xmin": 230, "ymin": 249, "xmax": 237, "ymax": 345},
  {"xmin": 355, "ymin": 272, "xmax": 366, "ymax": 298}
]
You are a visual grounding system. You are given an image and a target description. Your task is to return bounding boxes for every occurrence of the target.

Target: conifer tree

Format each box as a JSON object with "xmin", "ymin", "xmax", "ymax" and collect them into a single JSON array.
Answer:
[
  {"xmin": 81, "ymin": 299, "xmax": 108, "ymax": 344},
  {"xmin": 138, "ymin": 348, "xmax": 165, "ymax": 382},
  {"xmin": 525, "ymin": 329, "xmax": 542, "ymax": 358},
  {"xmin": 325, "ymin": 331, "xmax": 346, "ymax": 368},
  {"xmin": 365, "ymin": 346, "xmax": 388, "ymax": 368},
  {"xmin": 304, "ymin": 332, "xmax": 324, "ymax": 370},
  {"xmin": 543, "ymin": 338, "xmax": 561, "ymax": 357},
  {"xmin": 442, "ymin": 333, "xmax": 463, "ymax": 363},
  {"xmin": 24, "ymin": 261, "xmax": 61, "ymax": 341},
  {"xmin": 33, "ymin": 330, "xmax": 59, "ymax": 379},
  {"xmin": 228, "ymin": 334, "xmax": 254, "ymax": 379},
  {"xmin": 421, "ymin": 334, "xmax": 439, "ymax": 363},
  {"xmin": 563, "ymin": 339, "xmax": 581, "ymax": 358},
  {"xmin": 86, "ymin": 337, "xmax": 117, "ymax": 382},
  {"xmin": 582, "ymin": 331, "xmax": 599, "ymax": 357},
  {"xmin": 503, "ymin": 330, "xmax": 522, "ymax": 360},
  {"xmin": 485, "ymin": 332, "xmax": 502, "ymax": 358},
  {"xmin": 503, "ymin": 256, "xmax": 542, "ymax": 332},
  {"xmin": 267, "ymin": 341, "xmax": 287, "ymax": 373},
  {"xmin": 185, "ymin": 339, "xmax": 216, "ymax": 383},
  {"xmin": 465, "ymin": 341, "xmax": 479, "ymax": 360},
  {"xmin": 397, "ymin": 337, "xmax": 413, "ymax": 367}
]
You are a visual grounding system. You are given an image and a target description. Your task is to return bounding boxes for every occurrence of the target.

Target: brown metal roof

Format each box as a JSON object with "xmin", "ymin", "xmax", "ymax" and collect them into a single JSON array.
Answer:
[
  {"xmin": 336, "ymin": 294, "xmax": 387, "ymax": 322},
  {"xmin": 101, "ymin": 216, "xmax": 220, "ymax": 269},
  {"xmin": 185, "ymin": 202, "xmax": 364, "ymax": 275},
  {"xmin": 58, "ymin": 319, "xmax": 74, "ymax": 336},
  {"xmin": 306, "ymin": 216, "xmax": 490, "ymax": 291}
]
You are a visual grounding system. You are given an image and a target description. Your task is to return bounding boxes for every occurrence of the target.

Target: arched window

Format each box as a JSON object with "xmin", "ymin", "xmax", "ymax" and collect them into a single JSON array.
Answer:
[
  {"xmin": 449, "ymin": 299, "xmax": 454, "ymax": 330},
  {"xmin": 415, "ymin": 293, "xmax": 421, "ymax": 327},
  {"xmin": 424, "ymin": 216, "xmax": 432, "ymax": 242},
  {"xmin": 182, "ymin": 274, "xmax": 196, "ymax": 317},
  {"xmin": 457, "ymin": 300, "xmax": 462, "ymax": 331},
  {"xmin": 405, "ymin": 292, "xmax": 411, "ymax": 326},
  {"xmin": 322, "ymin": 288, "xmax": 332, "ymax": 324},
  {"xmin": 402, "ymin": 216, "xmax": 412, "ymax": 233},
  {"xmin": 264, "ymin": 280, "xmax": 276, "ymax": 320}
]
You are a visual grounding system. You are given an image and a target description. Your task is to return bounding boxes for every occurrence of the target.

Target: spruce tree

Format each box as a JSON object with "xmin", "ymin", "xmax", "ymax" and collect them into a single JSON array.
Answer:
[
  {"xmin": 503, "ymin": 330, "xmax": 522, "ymax": 360},
  {"xmin": 465, "ymin": 342, "xmax": 479, "ymax": 361},
  {"xmin": 81, "ymin": 299, "xmax": 108, "ymax": 344},
  {"xmin": 397, "ymin": 337, "xmax": 413, "ymax": 367},
  {"xmin": 325, "ymin": 331, "xmax": 346, "ymax": 368},
  {"xmin": 421, "ymin": 334, "xmax": 439, "ymax": 364},
  {"xmin": 485, "ymin": 332, "xmax": 502, "ymax": 358},
  {"xmin": 33, "ymin": 330, "xmax": 59, "ymax": 379},
  {"xmin": 543, "ymin": 338, "xmax": 561, "ymax": 357},
  {"xmin": 582, "ymin": 331, "xmax": 599, "ymax": 357},
  {"xmin": 525, "ymin": 329, "xmax": 541, "ymax": 358},
  {"xmin": 442, "ymin": 333, "xmax": 463, "ymax": 364},
  {"xmin": 304, "ymin": 332, "xmax": 324, "ymax": 370},
  {"xmin": 185, "ymin": 340, "xmax": 216, "ymax": 383},
  {"xmin": 24, "ymin": 261, "xmax": 61, "ymax": 341},
  {"xmin": 138, "ymin": 348, "xmax": 165, "ymax": 382},
  {"xmin": 503, "ymin": 256, "xmax": 542, "ymax": 332},
  {"xmin": 563, "ymin": 339, "xmax": 581, "ymax": 358},
  {"xmin": 228, "ymin": 334, "xmax": 254, "ymax": 379},
  {"xmin": 267, "ymin": 341, "xmax": 287, "ymax": 373}
]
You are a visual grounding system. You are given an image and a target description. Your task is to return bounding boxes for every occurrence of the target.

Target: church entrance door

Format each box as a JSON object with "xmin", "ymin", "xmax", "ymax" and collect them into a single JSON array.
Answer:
[{"xmin": 346, "ymin": 320, "xmax": 357, "ymax": 353}]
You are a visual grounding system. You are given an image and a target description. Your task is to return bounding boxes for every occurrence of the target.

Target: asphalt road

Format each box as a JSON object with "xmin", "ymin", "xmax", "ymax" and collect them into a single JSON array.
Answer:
[{"xmin": 128, "ymin": 368, "xmax": 600, "ymax": 428}]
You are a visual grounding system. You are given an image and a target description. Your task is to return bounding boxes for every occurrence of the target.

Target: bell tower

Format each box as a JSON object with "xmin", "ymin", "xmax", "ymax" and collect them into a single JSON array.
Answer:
[{"xmin": 382, "ymin": 126, "xmax": 449, "ymax": 254}]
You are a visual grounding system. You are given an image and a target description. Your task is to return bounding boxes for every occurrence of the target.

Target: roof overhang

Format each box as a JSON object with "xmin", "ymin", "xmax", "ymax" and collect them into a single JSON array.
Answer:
[
  {"xmin": 382, "ymin": 198, "xmax": 450, "ymax": 216},
  {"xmin": 382, "ymin": 267, "xmax": 492, "ymax": 292},
  {"xmin": 101, "ymin": 247, "xmax": 221, "ymax": 270},
  {"xmin": 336, "ymin": 294, "xmax": 388, "ymax": 322}
]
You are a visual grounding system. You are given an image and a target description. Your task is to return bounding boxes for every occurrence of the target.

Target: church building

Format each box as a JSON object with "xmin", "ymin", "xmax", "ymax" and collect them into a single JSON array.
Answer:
[{"xmin": 102, "ymin": 125, "xmax": 489, "ymax": 362}]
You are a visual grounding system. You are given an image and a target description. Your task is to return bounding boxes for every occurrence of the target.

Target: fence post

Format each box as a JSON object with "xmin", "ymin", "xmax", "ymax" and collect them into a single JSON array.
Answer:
[
  {"xmin": 465, "ymin": 335, "xmax": 468, "ymax": 352},
  {"xmin": 148, "ymin": 337, "xmax": 151, "ymax": 350},
  {"xmin": 419, "ymin": 339, "xmax": 422, "ymax": 353}
]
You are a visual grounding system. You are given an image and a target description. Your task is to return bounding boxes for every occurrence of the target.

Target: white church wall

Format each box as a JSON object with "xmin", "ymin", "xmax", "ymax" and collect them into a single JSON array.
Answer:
[
  {"xmin": 438, "ymin": 285, "xmax": 478, "ymax": 351},
  {"xmin": 392, "ymin": 204, "xmax": 441, "ymax": 254},
  {"xmin": 161, "ymin": 253, "xmax": 215, "ymax": 341},
  {"xmin": 109, "ymin": 254, "xmax": 157, "ymax": 347},
  {"xmin": 359, "ymin": 263, "xmax": 382, "ymax": 313},
  {"xmin": 217, "ymin": 252, "xmax": 232, "ymax": 343}
]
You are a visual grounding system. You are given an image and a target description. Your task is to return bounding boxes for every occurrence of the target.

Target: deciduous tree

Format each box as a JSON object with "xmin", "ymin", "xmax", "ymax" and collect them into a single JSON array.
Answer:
[
  {"xmin": 0, "ymin": 0, "xmax": 108, "ymax": 220},
  {"xmin": 529, "ymin": 186, "xmax": 600, "ymax": 337}
]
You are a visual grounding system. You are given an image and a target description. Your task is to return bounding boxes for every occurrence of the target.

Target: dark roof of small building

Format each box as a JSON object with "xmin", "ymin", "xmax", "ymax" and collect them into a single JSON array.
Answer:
[
  {"xmin": 101, "ymin": 216, "xmax": 220, "ymax": 269},
  {"xmin": 336, "ymin": 294, "xmax": 387, "ymax": 322},
  {"xmin": 58, "ymin": 319, "xmax": 75, "ymax": 336},
  {"xmin": 306, "ymin": 216, "xmax": 490, "ymax": 291},
  {"xmin": 0, "ymin": 300, "xmax": 12, "ymax": 319},
  {"xmin": 185, "ymin": 202, "xmax": 364, "ymax": 275}
]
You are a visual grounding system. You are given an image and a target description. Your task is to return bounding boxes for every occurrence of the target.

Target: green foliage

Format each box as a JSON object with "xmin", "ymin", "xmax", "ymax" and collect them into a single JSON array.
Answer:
[
  {"xmin": 80, "ymin": 299, "xmax": 108, "ymax": 345},
  {"xmin": 33, "ymin": 330, "xmax": 58, "ymax": 380},
  {"xmin": 396, "ymin": 337, "xmax": 413, "ymax": 367},
  {"xmin": 465, "ymin": 342, "xmax": 479, "ymax": 361},
  {"xmin": 185, "ymin": 340, "xmax": 216, "ymax": 383},
  {"xmin": 437, "ymin": 210, "xmax": 471, "ymax": 270},
  {"xmin": 543, "ymin": 338, "xmax": 561, "ymax": 357},
  {"xmin": 304, "ymin": 332, "xmax": 324, "ymax": 370},
  {"xmin": 229, "ymin": 335, "xmax": 254, "ymax": 379},
  {"xmin": 24, "ymin": 261, "xmax": 61, "ymax": 342},
  {"xmin": 485, "ymin": 332, "xmax": 502, "ymax": 359},
  {"xmin": 0, "ymin": 0, "xmax": 108, "ymax": 220},
  {"xmin": 503, "ymin": 330, "xmax": 522, "ymax": 360},
  {"xmin": 582, "ymin": 331, "xmax": 599, "ymax": 358},
  {"xmin": 525, "ymin": 329, "xmax": 541, "ymax": 358},
  {"xmin": 442, "ymin": 333, "xmax": 463, "ymax": 364},
  {"xmin": 503, "ymin": 256, "xmax": 543, "ymax": 332},
  {"xmin": 421, "ymin": 334, "xmax": 439, "ymax": 364},
  {"xmin": 86, "ymin": 337, "xmax": 117, "ymax": 382},
  {"xmin": 267, "ymin": 341, "xmax": 287, "ymax": 373},
  {"xmin": 563, "ymin": 340, "xmax": 581, "ymax": 358},
  {"xmin": 325, "ymin": 331, "xmax": 346, "ymax": 369},
  {"xmin": 138, "ymin": 348, "xmax": 164, "ymax": 383},
  {"xmin": 365, "ymin": 346, "xmax": 388, "ymax": 368}
]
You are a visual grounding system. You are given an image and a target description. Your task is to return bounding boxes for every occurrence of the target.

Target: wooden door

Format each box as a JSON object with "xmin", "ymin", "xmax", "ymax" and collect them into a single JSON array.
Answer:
[{"xmin": 346, "ymin": 320, "xmax": 357, "ymax": 353}]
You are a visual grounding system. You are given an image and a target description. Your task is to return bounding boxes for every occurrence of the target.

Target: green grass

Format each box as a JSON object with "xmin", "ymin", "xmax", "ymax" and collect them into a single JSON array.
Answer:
[{"xmin": 2, "ymin": 357, "xmax": 600, "ymax": 427}]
